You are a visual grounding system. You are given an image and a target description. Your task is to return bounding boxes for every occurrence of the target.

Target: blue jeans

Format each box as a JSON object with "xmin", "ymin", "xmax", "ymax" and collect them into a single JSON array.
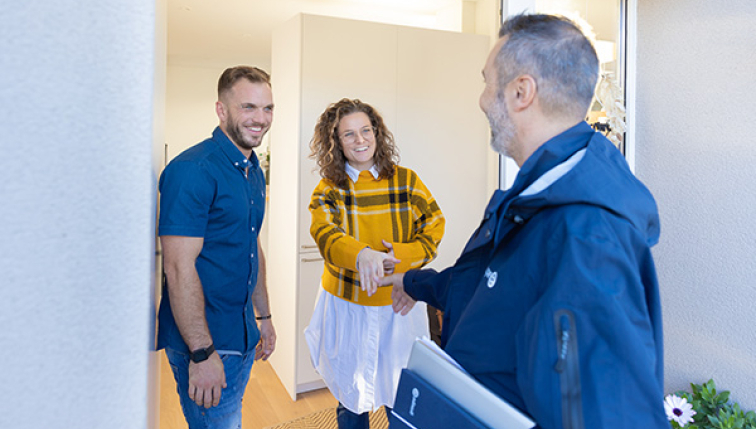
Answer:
[
  {"xmin": 336, "ymin": 403, "xmax": 392, "ymax": 429},
  {"xmin": 165, "ymin": 348, "xmax": 255, "ymax": 429}
]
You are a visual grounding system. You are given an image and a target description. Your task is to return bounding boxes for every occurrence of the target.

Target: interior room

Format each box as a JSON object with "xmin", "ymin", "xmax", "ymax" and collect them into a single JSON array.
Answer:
[
  {"xmin": 159, "ymin": 1, "xmax": 639, "ymax": 428},
  {"xmin": 161, "ymin": 2, "xmax": 500, "ymax": 427},
  {"xmin": 2, "ymin": 0, "xmax": 754, "ymax": 428}
]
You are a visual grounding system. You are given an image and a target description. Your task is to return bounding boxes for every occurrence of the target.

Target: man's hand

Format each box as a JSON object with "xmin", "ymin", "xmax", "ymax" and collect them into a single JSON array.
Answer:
[
  {"xmin": 380, "ymin": 273, "xmax": 416, "ymax": 315},
  {"xmin": 357, "ymin": 246, "xmax": 400, "ymax": 296},
  {"xmin": 255, "ymin": 319, "xmax": 276, "ymax": 361},
  {"xmin": 187, "ymin": 352, "xmax": 226, "ymax": 408}
]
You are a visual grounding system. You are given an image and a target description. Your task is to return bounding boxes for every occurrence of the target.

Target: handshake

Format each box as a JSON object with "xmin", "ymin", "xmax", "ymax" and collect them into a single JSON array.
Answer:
[{"xmin": 356, "ymin": 239, "xmax": 416, "ymax": 315}]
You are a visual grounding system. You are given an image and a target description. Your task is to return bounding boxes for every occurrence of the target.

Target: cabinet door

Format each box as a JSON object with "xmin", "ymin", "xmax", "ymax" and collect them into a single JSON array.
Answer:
[
  {"xmin": 299, "ymin": 153, "xmax": 321, "ymax": 252},
  {"xmin": 395, "ymin": 28, "xmax": 490, "ymax": 270},
  {"xmin": 298, "ymin": 14, "xmax": 399, "ymax": 248},
  {"xmin": 296, "ymin": 253, "xmax": 325, "ymax": 391}
]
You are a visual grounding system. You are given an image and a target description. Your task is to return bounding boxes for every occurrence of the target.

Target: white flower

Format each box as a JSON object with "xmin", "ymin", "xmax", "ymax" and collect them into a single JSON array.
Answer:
[{"xmin": 664, "ymin": 394, "xmax": 697, "ymax": 427}]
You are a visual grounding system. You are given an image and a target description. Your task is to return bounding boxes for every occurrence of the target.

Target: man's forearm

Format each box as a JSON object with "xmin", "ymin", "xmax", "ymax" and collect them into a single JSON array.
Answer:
[
  {"xmin": 251, "ymin": 242, "xmax": 271, "ymax": 317},
  {"xmin": 165, "ymin": 264, "xmax": 213, "ymax": 350}
]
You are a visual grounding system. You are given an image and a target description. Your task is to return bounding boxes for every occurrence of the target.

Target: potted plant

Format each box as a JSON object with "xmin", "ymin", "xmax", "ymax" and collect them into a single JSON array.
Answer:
[{"xmin": 665, "ymin": 379, "xmax": 756, "ymax": 429}]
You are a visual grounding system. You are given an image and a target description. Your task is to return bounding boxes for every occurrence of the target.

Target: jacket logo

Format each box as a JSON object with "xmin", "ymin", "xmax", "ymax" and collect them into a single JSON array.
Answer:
[{"xmin": 484, "ymin": 268, "xmax": 497, "ymax": 288}]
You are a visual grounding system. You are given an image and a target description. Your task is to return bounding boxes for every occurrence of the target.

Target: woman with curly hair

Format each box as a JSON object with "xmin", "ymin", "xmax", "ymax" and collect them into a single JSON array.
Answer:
[{"xmin": 304, "ymin": 98, "xmax": 445, "ymax": 428}]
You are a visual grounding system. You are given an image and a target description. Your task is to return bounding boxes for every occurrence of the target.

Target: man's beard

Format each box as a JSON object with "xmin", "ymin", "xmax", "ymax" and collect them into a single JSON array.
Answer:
[
  {"xmin": 227, "ymin": 110, "xmax": 265, "ymax": 151},
  {"xmin": 486, "ymin": 96, "xmax": 516, "ymax": 158}
]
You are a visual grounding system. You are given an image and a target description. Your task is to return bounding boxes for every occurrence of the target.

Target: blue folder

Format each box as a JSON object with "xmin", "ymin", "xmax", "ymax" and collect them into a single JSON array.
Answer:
[
  {"xmin": 390, "ymin": 368, "xmax": 489, "ymax": 429},
  {"xmin": 390, "ymin": 339, "xmax": 535, "ymax": 429}
]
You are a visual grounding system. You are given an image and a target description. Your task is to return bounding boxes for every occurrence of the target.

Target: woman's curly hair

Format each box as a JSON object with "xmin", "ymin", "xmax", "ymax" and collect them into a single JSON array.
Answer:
[{"xmin": 309, "ymin": 99, "xmax": 399, "ymax": 189}]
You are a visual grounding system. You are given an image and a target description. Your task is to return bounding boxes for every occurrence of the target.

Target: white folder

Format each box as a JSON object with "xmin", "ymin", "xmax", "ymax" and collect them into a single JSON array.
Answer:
[{"xmin": 406, "ymin": 338, "xmax": 535, "ymax": 429}]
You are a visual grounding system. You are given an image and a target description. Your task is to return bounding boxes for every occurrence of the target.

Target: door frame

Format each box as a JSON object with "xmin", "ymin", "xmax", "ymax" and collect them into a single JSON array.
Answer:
[{"xmin": 498, "ymin": 0, "xmax": 638, "ymax": 190}]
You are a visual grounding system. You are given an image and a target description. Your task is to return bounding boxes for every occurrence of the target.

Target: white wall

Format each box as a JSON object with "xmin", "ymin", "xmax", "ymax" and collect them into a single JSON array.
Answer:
[
  {"xmin": 149, "ymin": 0, "xmax": 168, "ymax": 427},
  {"xmin": 470, "ymin": 0, "xmax": 506, "ymax": 196},
  {"xmin": 636, "ymin": 0, "xmax": 756, "ymax": 408},
  {"xmin": 165, "ymin": 64, "xmax": 234, "ymax": 161},
  {"xmin": 0, "ymin": 1, "xmax": 158, "ymax": 428}
]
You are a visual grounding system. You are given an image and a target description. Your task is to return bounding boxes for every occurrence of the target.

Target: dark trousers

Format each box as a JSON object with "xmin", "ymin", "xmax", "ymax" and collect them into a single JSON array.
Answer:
[
  {"xmin": 336, "ymin": 403, "xmax": 392, "ymax": 429},
  {"xmin": 427, "ymin": 305, "xmax": 443, "ymax": 346}
]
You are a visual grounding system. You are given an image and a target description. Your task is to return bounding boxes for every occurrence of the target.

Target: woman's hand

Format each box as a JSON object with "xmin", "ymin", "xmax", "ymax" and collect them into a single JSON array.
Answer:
[
  {"xmin": 357, "ymin": 245, "xmax": 400, "ymax": 296},
  {"xmin": 382, "ymin": 240, "xmax": 396, "ymax": 275}
]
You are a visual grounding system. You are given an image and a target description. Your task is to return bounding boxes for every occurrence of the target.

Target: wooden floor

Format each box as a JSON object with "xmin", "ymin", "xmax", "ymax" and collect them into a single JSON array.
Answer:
[{"xmin": 159, "ymin": 350, "xmax": 338, "ymax": 429}]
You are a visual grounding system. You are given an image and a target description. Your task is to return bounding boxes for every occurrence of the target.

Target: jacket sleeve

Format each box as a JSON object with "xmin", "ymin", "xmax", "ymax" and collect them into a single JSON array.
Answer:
[
  {"xmin": 403, "ymin": 266, "xmax": 453, "ymax": 311},
  {"xmin": 390, "ymin": 171, "xmax": 446, "ymax": 273},
  {"xmin": 309, "ymin": 180, "xmax": 367, "ymax": 271},
  {"xmin": 514, "ymin": 216, "xmax": 667, "ymax": 429}
]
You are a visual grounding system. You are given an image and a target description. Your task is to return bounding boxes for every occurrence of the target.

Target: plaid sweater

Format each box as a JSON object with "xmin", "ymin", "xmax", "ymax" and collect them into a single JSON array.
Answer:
[{"xmin": 309, "ymin": 166, "xmax": 445, "ymax": 306}]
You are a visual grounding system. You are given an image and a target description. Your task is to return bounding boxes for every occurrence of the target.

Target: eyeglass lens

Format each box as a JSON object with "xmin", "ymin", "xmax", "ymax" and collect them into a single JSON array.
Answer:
[{"xmin": 341, "ymin": 127, "xmax": 373, "ymax": 143}]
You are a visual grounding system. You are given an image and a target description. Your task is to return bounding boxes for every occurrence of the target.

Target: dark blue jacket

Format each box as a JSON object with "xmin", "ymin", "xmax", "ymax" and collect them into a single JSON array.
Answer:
[{"xmin": 403, "ymin": 122, "xmax": 668, "ymax": 429}]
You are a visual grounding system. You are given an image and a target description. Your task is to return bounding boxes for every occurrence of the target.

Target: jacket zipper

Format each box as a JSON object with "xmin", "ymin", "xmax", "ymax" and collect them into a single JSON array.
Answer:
[{"xmin": 553, "ymin": 309, "xmax": 585, "ymax": 429}]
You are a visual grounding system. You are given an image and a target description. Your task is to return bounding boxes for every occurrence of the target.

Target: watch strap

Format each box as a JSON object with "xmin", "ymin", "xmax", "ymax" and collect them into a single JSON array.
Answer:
[{"xmin": 189, "ymin": 343, "xmax": 215, "ymax": 363}]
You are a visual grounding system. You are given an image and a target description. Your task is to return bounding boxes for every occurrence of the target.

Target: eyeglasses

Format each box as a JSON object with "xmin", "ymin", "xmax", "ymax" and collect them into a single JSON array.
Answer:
[{"xmin": 339, "ymin": 126, "xmax": 374, "ymax": 144}]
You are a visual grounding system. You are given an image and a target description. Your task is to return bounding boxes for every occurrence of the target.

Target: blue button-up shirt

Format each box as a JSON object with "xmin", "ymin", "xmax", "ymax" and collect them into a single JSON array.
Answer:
[{"xmin": 157, "ymin": 127, "xmax": 266, "ymax": 355}]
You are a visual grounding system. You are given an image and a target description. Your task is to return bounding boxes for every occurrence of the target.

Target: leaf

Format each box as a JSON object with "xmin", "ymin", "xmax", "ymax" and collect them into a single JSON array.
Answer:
[
  {"xmin": 745, "ymin": 410, "xmax": 756, "ymax": 422},
  {"xmin": 704, "ymin": 379, "xmax": 717, "ymax": 392}
]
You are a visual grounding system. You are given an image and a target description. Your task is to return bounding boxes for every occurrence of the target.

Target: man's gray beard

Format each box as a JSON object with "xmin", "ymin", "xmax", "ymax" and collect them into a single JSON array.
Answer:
[
  {"xmin": 487, "ymin": 101, "xmax": 516, "ymax": 158},
  {"xmin": 489, "ymin": 128, "xmax": 512, "ymax": 157}
]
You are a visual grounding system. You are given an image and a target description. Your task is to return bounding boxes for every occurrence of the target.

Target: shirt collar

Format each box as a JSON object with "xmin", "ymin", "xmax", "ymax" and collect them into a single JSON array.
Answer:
[
  {"xmin": 212, "ymin": 126, "xmax": 259, "ymax": 170},
  {"xmin": 345, "ymin": 162, "xmax": 379, "ymax": 183}
]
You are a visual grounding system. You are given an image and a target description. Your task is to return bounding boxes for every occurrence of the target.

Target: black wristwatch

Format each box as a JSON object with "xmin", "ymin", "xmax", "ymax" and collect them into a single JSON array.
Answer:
[{"xmin": 189, "ymin": 344, "xmax": 215, "ymax": 363}]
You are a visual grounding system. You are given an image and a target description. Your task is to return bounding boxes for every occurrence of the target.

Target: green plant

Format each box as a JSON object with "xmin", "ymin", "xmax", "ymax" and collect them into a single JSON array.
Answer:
[{"xmin": 667, "ymin": 379, "xmax": 756, "ymax": 429}]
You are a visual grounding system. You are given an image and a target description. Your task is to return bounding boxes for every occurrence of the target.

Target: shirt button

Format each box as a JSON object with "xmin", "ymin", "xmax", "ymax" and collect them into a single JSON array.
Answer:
[
  {"xmin": 251, "ymin": 227, "xmax": 256, "ymax": 232},
  {"xmin": 250, "ymin": 253, "xmax": 254, "ymax": 258},
  {"xmin": 484, "ymin": 229, "xmax": 491, "ymax": 238}
]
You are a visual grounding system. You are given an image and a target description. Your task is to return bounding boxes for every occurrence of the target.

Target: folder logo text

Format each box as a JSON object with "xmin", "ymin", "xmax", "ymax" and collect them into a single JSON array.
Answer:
[{"xmin": 410, "ymin": 388, "xmax": 420, "ymax": 416}]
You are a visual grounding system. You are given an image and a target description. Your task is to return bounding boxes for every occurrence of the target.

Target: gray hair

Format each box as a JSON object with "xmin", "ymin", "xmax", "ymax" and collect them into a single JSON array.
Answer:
[{"xmin": 496, "ymin": 14, "xmax": 599, "ymax": 120}]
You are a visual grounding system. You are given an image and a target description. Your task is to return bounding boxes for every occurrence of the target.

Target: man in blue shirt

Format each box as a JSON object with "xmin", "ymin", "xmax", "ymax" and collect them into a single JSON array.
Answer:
[
  {"xmin": 158, "ymin": 66, "xmax": 276, "ymax": 428},
  {"xmin": 379, "ymin": 14, "xmax": 668, "ymax": 428}
]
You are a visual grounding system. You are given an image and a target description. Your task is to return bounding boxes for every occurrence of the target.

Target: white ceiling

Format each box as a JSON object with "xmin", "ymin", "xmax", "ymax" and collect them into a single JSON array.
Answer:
[{"xmin": 167, "ymin": 0, "xmax": 466, "ymax": 67}]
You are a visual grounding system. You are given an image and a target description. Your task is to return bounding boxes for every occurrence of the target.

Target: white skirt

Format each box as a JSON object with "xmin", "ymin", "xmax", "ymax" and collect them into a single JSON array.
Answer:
[{"xmin": 305, "ymin": 285, "xmax": 428, "ymax": 414}]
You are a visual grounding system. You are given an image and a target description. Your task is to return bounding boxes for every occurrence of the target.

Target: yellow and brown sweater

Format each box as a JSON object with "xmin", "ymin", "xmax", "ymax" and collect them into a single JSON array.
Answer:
[{"xmin": 309, "ymin": 165, "xmax": 445, "ymax": 306}]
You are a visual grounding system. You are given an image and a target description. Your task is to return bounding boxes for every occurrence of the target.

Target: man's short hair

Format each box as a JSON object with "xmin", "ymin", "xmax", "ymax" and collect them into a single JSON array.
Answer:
[
  {"xmin": 497, "ymin": 14, "xmax": 599, "ymax": 120},
  {"xmin": 217, "ymin": 66, "xmax": 271, "ymax": 100}
]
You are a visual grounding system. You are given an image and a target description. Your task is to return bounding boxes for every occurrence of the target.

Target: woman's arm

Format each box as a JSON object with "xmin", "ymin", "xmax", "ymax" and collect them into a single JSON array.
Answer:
[
  {"xmin": 387, "ymin": 171, "xmax": 446, "ymax": 273},
  {"xmin": 309, "ymin": 181, "xmax": 367, "ymax": 271}
]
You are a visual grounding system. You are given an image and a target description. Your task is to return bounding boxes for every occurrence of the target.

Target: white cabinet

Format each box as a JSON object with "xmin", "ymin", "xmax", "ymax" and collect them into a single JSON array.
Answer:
[
  {"xmin": 267, "ymin": 14, "xmax": 492, "ymax": 400},
  {"xmin": 296, "ymin": 254, "xmax": 324, "ymax": 389}
]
